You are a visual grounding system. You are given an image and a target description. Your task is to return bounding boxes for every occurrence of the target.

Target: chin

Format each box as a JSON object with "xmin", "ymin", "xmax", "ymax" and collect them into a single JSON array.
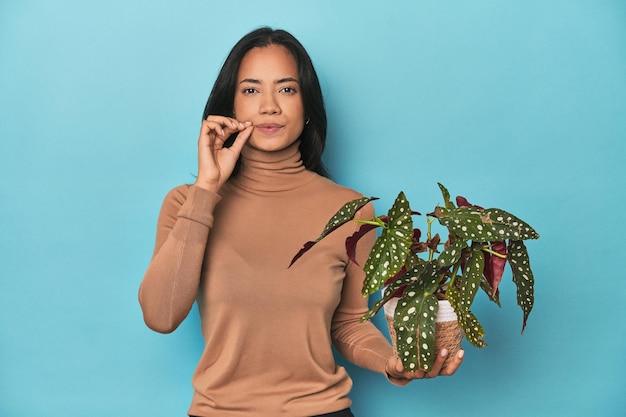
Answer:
[{"xmin": 248, "ymin": 136, "xmax": 298, "ymax": 152}]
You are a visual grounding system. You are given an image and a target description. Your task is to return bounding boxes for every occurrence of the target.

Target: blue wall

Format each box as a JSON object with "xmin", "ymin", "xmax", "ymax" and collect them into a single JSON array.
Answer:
[{"xmin": 1, "ymin": 1, "xmax": 625, "ymax": 416}]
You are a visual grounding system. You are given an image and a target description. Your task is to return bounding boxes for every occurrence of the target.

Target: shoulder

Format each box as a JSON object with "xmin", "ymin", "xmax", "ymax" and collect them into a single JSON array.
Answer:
[
  {"xmin": 309, "ymin": 175, "xmax": 376, "ymax": 220},
  {"xmin": 311, "ymin": 174, "xmax": 368, "ymax": 201}
]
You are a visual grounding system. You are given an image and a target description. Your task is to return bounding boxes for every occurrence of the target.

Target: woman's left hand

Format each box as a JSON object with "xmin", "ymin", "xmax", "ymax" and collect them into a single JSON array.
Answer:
[{"xmin": 385, "ymin": 349, "xmax": 464, "ymax": 385}]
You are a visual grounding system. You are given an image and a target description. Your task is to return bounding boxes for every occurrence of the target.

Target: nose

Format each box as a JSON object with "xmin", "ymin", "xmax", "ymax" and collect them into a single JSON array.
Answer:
[{"xmin": 259, "ymin": 92, "xmax": 281, "ymax": 115}]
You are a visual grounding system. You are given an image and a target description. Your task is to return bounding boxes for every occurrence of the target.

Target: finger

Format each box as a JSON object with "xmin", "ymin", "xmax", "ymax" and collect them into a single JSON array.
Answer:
[
  {"xmin": 214, "ymin": 137, "xmax": 226, "ymax": 149},
  {"xmin": 205, "ymin": 115, "xmax": 249, "ymax": 132},
  {"xmin": 228, "ymin": 124, "xmax": 254, "ymax": 155},
  {"xmin": 384, "ymin": 357, "xmax": 403, "ymax": 379},
  {"xmin": 204, "ymin": 120, "xmax": 251, "ymax": 143},
  {"xmin": 204, "ymin": 114, "xmax": 240, "ymax": 126},
  {"xmin": 202, "ymin": 120, "xmax": 231, "ymax": 139},
  {"xmin": 425, "ymin": 348, "xmax": 449, "ymax": 377},
  {"xmin": 394, "ymin": 357, "xmax": 404, "ymax": 373},
  {"xmin": 198, "ymin": 123, "xmax": 214, "ymax": 150},
  {"xmin": 440, "ymin": 349, "xmax": 465, "ymax": 376},
  {"xmin": 394, "ymin": 357, "xmax": 414, "ymax": 378},
  {"xmin": 391, "ymin": 358, "xmax": 426, "ymax": 380}
]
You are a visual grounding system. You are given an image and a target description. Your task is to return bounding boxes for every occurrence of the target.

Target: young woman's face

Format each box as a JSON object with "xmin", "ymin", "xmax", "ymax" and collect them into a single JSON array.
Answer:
[{"xmin": 234, "ymin": 44, "xmax": 305, "ymax": 152}]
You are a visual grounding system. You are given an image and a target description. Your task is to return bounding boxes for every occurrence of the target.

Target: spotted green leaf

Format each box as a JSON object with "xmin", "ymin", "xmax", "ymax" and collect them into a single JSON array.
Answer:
[
  {"xmin": 485, "ymin": 208, "xmax": 539, "ymax": 240},
  {"xmin": 447, "ymin": 248, "xmax": 487, "ymax": 348},
  {"xmin": 436, "ymin": 239, "xmax": 468, "ymax": 268},
  {"xmin": 405, "ymin": 251, "xmax": 424, "ymax": 270},
  {"xmin": 394, "ymin": 285, "xmax": 439, "ymax": 372},
  {"xmin": 458, "ymin": 247, "xmax": 485, "ymax": 309},
  {"xmin": 437, "ymin": 207, "xmax": 539, "ymax": 243},
  {"xmin": 289, "ymin": 196, "xmax": 377, "ymax": 267},
  {"xmin": 508, "ymin": 240, "xmax": 535, "ymax": 333},
  {"xmin": 449, "ymin": 296, "xmax": 486, "ymax": 348},
  {"xmin": 437, "ymin": 207, "xmax": 491, "ymax": 241},
  {"xmin": 362, "ymin": 192, "xmax": 414, "ymax": 296},
  {"xmin": 361, "ymin": 263, "xmax": 427, "ymax": 322}
]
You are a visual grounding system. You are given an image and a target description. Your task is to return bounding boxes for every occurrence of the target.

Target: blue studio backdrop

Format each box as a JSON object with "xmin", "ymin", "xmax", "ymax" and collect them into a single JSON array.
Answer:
[{"xmin": 1, "ymin": 1, "xmax": 625, "ymax": 416}]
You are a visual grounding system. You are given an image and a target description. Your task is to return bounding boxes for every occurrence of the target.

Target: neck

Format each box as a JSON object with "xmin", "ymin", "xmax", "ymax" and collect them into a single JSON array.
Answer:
[{"xmin": 232, "ymin": 140, "xmax": 316, "ymax": 192}]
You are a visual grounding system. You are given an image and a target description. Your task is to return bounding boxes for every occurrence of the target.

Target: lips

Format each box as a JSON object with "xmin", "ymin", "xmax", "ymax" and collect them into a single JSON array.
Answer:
[{"xmin": 254, "ymin": 123, "xmax": 283, "ymax": 134}]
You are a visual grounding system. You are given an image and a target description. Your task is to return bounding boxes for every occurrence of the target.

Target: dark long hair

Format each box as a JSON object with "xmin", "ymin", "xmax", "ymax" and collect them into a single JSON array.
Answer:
[{"xmin": 202, "ymin": 27, "xmax": 328, "ymax": 177}]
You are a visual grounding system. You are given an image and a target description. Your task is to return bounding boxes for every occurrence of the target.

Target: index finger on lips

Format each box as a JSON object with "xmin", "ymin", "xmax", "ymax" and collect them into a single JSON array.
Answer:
[{"xmin": 204, "ymin": 120, "xmax": 250, "ymax": 141}]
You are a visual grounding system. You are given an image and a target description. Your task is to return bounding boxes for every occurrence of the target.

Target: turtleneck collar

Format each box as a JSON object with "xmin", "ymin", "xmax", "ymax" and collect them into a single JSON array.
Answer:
[{"xmin": 230, "ymin": 140, "xmax": 317, "ymax": 193}]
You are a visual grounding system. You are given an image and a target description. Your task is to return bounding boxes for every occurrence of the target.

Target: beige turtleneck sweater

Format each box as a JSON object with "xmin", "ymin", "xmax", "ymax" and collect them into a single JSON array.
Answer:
[{"xmin": 139, "ymin": 140, "xmax": 395, "ymax": 417}]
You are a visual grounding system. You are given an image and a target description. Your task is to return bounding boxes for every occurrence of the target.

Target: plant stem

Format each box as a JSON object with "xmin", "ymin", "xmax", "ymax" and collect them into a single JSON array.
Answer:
[
  {"xmin": 446, "ymin": 260, "xmax": 462, "ymax": 291},
  {"xmin": 483, "ymin": 246, "xmax": 508, "ymax": 259},
  {"xmin": 427, "ymin": 217, "xmax": 435, "ymax": 262},
  {"xmin": 354, "ymin": 218, "xmax": 385, "ymax": 228}
]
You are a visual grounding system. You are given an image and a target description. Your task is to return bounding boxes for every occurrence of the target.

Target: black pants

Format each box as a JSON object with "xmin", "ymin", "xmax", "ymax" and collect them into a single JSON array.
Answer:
[
  {"xmin": 189, "ymin": 408, "xmax": 354, "ymax": 417},
  {"xmin": 315, "ymin": 409, "xmax": 354, "ymax": 417}
]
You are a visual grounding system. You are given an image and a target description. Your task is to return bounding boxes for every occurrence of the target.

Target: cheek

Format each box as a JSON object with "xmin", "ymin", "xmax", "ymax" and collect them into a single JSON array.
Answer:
[
  {"xmin": 233, "ymin": 97, "xmax": 246, "ymax": 118},
  {"xmin": 291, "ymin": 100, "xmax": 305, "ymax": 121},
  {"xmin": 233, "ymin": 95, "xmax": 259, "ymax": 119},
  {"xmin": 292, "ymin": 119, "xmax": 306, "ymax": 140}
]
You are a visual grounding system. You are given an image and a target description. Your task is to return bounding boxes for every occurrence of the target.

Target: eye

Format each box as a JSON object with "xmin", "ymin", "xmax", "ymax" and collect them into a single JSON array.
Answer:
[
  {"xmin": 242, "ymin": 87, "xmax": 258, "ymax": 95},
  {"xmin": 280, "ymin": 86, "xmax": 298, "ymax": 95}
]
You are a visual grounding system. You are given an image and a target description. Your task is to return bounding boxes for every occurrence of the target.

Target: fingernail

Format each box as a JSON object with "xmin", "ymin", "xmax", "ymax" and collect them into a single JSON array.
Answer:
[
  {"xmin": 457, "ymin": 350, "xmax": 465, "ymax": 359},
  {"xmin": 440, "ymin": 349, "xmax": 448, "ymax": 357}
]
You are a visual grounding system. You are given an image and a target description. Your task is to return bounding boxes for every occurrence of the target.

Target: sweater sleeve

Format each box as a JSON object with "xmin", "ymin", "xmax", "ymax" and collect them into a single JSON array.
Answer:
[
  {"xmin": 330, "ymin": 202, "xmax": 396, "ymax": 377},
  {"xmin": 138, "ymin": 184, "xmax": 221, "ymax": 333}
]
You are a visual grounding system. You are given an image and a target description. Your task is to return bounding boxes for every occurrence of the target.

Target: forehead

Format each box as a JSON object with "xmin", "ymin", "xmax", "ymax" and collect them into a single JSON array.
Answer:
[{"xmin": 238, "ymin": 45, "xmax": 298, "ymax": 79}]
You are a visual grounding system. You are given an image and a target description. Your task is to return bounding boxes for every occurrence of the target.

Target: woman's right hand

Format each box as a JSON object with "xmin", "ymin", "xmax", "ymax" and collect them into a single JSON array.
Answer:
[{"xmin": 194, "ymin": 115, "xmax": 254, "ymax": 192}]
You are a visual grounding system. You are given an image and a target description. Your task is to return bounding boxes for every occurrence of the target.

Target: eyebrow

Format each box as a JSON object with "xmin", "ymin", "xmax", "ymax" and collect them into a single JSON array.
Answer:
[{"xmin": 239, "ymin": 77, "xmax": 299, "ymax": 85}]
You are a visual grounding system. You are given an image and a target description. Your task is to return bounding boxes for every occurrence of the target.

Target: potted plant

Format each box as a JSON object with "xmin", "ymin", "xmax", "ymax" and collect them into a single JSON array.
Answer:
[{"xmin": 290, "ymin": 183, "xmax": 539, "ymax": 372}]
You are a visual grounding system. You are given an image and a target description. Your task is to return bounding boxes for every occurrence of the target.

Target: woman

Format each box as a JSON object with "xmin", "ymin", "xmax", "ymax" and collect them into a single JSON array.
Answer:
[{"xmin": 139, "ymin": 27, "xmax": 463, "ymax": 417}]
